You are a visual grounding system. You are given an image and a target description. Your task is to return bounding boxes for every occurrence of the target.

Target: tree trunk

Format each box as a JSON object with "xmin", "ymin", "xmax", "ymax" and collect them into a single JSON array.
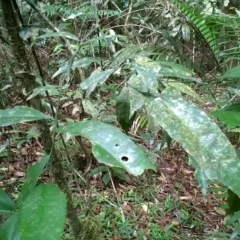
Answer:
[{"xmin": 1, "ymin": 0, "xmax": 81, "ymax": 238}]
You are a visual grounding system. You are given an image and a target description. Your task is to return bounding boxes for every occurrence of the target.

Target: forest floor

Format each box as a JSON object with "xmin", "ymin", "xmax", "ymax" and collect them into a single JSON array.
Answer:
[{"xmin": 0, "ymin": 134, "xmax": 230, "ymax": 240}]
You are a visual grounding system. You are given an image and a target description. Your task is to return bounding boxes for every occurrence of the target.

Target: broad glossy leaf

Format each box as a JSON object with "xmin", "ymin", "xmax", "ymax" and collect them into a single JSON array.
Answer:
[
  {"xmin": 17, "ymin": 154, "xmax": 50, "ymax": 207},
  {"xmin": 58, "ymin": 120, "xmax": 156, "ymax": 175},
  {"xmin": 0, "ymin": 106, "xmax": 52, "ymax": 127},
  {"xmin": 147, "ymin": 90, "xmax": 240, "ymax": 197},
  {"xmin": 0, "ymin": 188, "xmax": 15, "ymax": 214},
  {"xmin": 80, "ymin": 69, "xmax": 114, "ymax": 97},
  {"xmin": 20, "ymin": 184, "xmax": 67, "ymax": 240}
]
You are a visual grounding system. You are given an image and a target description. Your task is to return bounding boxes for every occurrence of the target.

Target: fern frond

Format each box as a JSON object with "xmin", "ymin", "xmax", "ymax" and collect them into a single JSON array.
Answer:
[
  {"xmin": 43, "ymin": 4, "xmax": 120, "ymax": 21},
  {"xmin": 170, "ymin": 0, "xmax": 221, "ymax": 69}
]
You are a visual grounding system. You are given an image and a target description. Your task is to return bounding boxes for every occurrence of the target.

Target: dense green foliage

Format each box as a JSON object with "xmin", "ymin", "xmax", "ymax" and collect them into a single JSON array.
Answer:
[{"xmin": 1, "ymin": 0, "xmax": 240, "ymax": 239}]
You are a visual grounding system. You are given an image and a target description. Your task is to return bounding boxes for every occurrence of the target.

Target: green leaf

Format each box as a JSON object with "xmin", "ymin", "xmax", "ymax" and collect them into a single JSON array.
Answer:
[
  {"xmin": 36, "ymin": 31, "xmax": 79, "ymax": 41},
  {"xmin": 164, "ymin": 82, "xmax": 201, "ymax": 101},
  {"xmin": 89, "ymin": 166, "xmax": 108, "ymax": 177},
  {"xmin": 102, "ymin": 173, "xmax": 111, "ymax": 185},
  {"xmin": 211, "ymin": 110, "xmax": 240, "ymax": 129},
  {"xmin": 82, "ymin": 99, "xmax": 99, "ymax": 118},
  {"xmin": 27, "ymin": 85, "xmax": 60, "ymax": 100},
  {"xmin": 0, "ymin": 188, "xmax": 15, "ymax": 214},
  {"xmin": 0, "ymin": 211, "xmax": 20, "ymax": 240},
  {"xmin": 189, "ymin": 156, "xmax": 208, "ymax": 197},
  {"xmin": 58, "ymin": 120, "xmax": 156, "ymax": 175},
  {"xmin": 0, "ymin": 106, "xmax": 52, "ymax": 127},
  {"xmin": 17, "ymin": 154, "xmax": 50, "ymax": 207},
  {"xmin": 230, "ymin": 223, "xmax": 240, "ymax": 240},
  {"xmin": 19, "ymin": 184, "xmax": 67, "ymax": 240},
  {"xmin": 227, "ymin": 189, "xmax": 240, "ymax": 215},
  {"xmin": 116, "ymin": 87, "xmax": 136, "ymax": 133},
  {"xmin": 111, "ymin": 167, "xmax": 129, "ymax": 181},
  {"xmin": 52, "ymin": 57, "xmax": 101, "ymax": 79},
  {"xmin": 222, "ymin": 103, "xmax": 240, "ymax": 112},
  {"xmin": 158, "ymin": 61, "xmax": 198, "ymax": 82},
  {"xmin": 79, "ymin": 69, "xmax": 114, "ymax": 97},
  {"xmin": 127, "ymin": 75, "xmax": 156, "ymax": 116},
  {"xmin": 221, "ymin": 65, "xmax": 240, "ymax": 79},
  {"xmin": 147, "ymin": 90, "xmax": 240, "ymax": 197},
  {"xmin": 134, "ymin": 61, "xmax": 160, "ymax": 89}
]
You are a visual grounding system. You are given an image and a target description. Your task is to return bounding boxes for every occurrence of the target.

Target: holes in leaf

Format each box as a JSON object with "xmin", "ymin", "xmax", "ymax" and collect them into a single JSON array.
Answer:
[{"xmin": 121, "ymin": 156, "xmax": 128, "ymax": 162}]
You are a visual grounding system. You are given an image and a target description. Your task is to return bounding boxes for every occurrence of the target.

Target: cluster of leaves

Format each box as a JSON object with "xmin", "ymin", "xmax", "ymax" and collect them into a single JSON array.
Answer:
[{"xmin": 1, "ymin": 0, "xmax": 240, "ymax": 238}]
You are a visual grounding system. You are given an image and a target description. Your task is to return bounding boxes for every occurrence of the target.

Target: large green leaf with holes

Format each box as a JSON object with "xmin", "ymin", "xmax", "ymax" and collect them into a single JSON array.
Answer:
[
  {"xmin": 58, "ymin": 120, "xmax": 156, "ymax": 175},
  {"xmin": 147, "ymin": 90, "xmax": 240, "ymax": 197}
]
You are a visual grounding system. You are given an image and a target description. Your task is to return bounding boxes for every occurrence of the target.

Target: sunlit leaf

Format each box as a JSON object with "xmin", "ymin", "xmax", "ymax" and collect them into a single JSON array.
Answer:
[
  {"xmin": 0, "ymin": 106, "xmax": 52, "ymax": 127},
  {"xmin": 79, "ymin": 69, "xmax": 114, "ymax": 97},
  {"xmin": 134, "ymin": 61, "xmax": 160, "ymax": 89},
  {"xmin": 58, "ymin": 120, "xmax": 156, "ymax": 175},
  {"xmin": 147, "ymin": 90, "xmax": 240, "ymax": 197},
  {"xmin": 164, "ymin": 81, "xmax": 201, "ymax": 101},
  {"xmin": 127, "ymin": 75, "xmax": 156, "ymax": 116}
]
